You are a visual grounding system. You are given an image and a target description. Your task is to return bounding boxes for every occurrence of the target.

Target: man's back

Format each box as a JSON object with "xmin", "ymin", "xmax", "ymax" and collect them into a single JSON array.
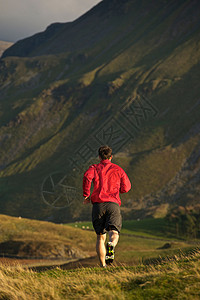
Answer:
[{"xmin": 83, "ymin": 159, "xmax": 131, "ymax": 205}]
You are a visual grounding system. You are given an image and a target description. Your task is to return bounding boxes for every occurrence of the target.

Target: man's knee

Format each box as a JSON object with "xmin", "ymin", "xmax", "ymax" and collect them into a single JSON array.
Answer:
[
  {"xmin": 97, "ymin": 233, "xmax": 106, "ymax": 241},
  {"xmin": 108, "ymin": 226, "xmax": 119, "ymax": 235},
  {"xmin": 109, "ymin": 230, "xmax": 119, "ymax": 238}
]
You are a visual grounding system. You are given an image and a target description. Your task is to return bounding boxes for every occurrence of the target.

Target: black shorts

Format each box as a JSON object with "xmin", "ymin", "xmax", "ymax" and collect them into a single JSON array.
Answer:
[{"xmin": 92, "ymin": 202, "xmax": 122, "ymax": 235}]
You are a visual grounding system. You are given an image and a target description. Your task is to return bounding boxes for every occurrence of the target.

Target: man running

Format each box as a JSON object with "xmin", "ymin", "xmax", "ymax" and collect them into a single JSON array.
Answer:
[{"xmin": 83, "ymin": 145, "xmax": 131, "ymax": 267}]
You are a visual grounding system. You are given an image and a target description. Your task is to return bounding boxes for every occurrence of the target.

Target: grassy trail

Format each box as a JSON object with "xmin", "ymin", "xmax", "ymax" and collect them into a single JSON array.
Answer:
[{"xmin": 0, "ymin": 250, "xmax": 200, "ymax": 299}]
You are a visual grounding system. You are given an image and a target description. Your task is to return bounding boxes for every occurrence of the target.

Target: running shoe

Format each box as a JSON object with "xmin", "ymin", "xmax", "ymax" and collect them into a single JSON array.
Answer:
[{"xmin": 105, "ymin": 242, "xmax": 115, "ymax": 265}]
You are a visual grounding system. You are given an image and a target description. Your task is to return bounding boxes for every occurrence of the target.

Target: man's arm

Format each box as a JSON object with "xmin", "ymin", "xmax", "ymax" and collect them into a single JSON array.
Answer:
[
  {"xmin": 120, "ymin": 170, "xmax": 131, "ymax": 193},
  {"xmin": 83, "ymin": 165, "xmax": 95, "ymax": 203},
  {"xmin": 83, "ymin": 176, "xmax": 92, "ymax": 198}
]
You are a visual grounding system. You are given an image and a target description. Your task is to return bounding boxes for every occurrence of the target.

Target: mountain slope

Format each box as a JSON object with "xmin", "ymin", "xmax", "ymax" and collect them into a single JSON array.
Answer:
[
  {"xmin": 0, "ymin": 0, "xmax": 200, "ymax": 221},
  {"xmin": 3, "ymin": 0, "xmax": 200, "ymax": 58}
]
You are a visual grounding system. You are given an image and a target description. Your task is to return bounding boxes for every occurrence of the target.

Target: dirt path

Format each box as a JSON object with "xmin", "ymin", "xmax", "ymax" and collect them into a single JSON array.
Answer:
[{"xmin": 31, "ymin": 256, "xmax": 100, "ymax": 272}]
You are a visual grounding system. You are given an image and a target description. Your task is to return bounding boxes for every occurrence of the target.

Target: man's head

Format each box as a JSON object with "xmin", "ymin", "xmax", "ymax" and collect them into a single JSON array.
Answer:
[{"xmin": 98, "ymin": 145, "xmax": 112, "ymax": 160}]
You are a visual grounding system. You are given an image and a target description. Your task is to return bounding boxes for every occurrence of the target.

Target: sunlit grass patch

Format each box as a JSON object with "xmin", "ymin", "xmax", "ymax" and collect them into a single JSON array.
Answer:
[{"xmin": 0, "ymin": 250, "xmax": 200, "ymax": 299}]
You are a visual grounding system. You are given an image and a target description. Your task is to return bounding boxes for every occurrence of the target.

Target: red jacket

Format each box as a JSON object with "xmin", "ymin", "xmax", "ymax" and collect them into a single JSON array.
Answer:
[{"xmin": 83, "ymin": 159, "xmax": 131, "ymax": 206}]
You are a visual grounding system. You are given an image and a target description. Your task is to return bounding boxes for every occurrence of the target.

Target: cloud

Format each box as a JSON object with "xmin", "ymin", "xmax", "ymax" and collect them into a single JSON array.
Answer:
[{"xmin": 0, "ymin": 0, "xmax": 101, "ymax": 42}]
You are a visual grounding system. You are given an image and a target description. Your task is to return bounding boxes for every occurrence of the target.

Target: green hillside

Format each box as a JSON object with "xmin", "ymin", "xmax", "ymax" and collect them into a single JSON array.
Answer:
[
  {"xmin": 0, "ymin": 0, "xmax": 200, "ymax": 221},
  {"xmin": 0, "ymin": 214, "xmax": 194, "ymax": 269},
  {"xmin": 0, "ymin": 214, "xmax": 95, "ymax": 261}
]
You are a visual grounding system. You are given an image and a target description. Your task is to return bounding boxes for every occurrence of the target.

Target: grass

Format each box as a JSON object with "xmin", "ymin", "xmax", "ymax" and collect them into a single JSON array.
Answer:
[
  {"xmin": 122, "ymin": 218, "xmax": 176, "ymax": 238},
  {"xmin": 0, "ymin": 250, "xmax": 200, "ymax": 299},
  {"xmin": 0, "ymin": 215, "xmax": 199, "ymax": 298},
  {"xmin": 0, "ymin": 214, "xmax": 96, "ymax": 259},
  {"xmin": 67, "ymin": 218, "xmax": 196, "ymax": 266},
  {"xmin": 0, "ymin": 215, "xmax": 195, "ymax": 267},
  {"xmin": 68, "ymin": 218, "xmax": 178, "ymax": 239}
]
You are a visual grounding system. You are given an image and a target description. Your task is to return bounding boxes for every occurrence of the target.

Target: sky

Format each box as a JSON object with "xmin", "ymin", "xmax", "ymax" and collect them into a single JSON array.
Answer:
[{"xmin": 0, "ymin": 0, "xmax": 101, "ymax": 42}]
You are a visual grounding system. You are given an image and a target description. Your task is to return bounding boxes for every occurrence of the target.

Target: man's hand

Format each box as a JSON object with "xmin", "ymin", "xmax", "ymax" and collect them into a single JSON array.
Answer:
[{"xmin": 83, "ymin": 196, "xmax": 91, "ymax": 205}]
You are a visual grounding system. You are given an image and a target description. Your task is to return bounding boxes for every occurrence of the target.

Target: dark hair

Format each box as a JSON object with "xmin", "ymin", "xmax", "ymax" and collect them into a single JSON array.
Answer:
[{"xmin": 98, "ymin": 145, "xmax": 112, "ymax": 160}]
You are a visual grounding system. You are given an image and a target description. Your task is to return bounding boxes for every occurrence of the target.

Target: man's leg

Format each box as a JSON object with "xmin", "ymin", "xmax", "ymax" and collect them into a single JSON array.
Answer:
[
  {"xmin": 96, "ymin": 233, "xmax": 107, "ymax": 267},
  {"xmin": 105, "ymin": 228, "xmax": 119, "ymax": 265},
  {"xmin": 109, "ymin": 230, "xmax": 119, "ymax": 247}
]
